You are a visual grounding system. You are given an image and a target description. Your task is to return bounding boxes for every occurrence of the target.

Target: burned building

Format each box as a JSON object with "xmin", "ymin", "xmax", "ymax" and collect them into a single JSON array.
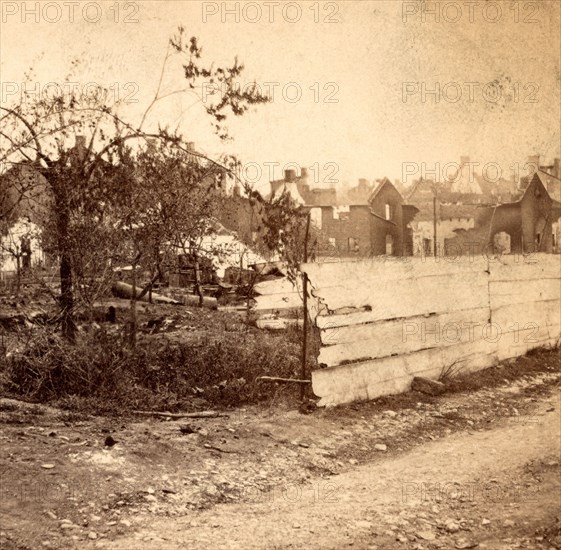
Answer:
[{"xmin": 445, "ymin": 172, "xmax": 561, "ymax": 255}]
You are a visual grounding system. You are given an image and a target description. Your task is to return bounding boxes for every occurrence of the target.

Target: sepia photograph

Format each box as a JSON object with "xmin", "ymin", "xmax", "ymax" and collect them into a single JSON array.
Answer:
[{"xmin": 0, "ymin": 1, "xmax": 560, "ymax": 548}]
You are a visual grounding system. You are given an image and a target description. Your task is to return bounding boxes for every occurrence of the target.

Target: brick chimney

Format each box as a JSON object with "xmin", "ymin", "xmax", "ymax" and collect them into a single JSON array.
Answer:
[
  {"xmin": 300, "ymin": 167, "xmax": 308, "ymax": 178},
  {"xmin": 285, "ymin": 169, "xmax": 297, "ymax": 182}
]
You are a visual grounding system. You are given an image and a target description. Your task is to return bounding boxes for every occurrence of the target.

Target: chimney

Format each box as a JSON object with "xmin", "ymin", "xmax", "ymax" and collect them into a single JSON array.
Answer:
[
  {"xmin": 460, "ymin": 155, "xmax": 470, "ymax": 165},
  {"xmin": 285, "ymin": 169, "xmax": 297, "ymax": 182},
  {"xmin": 186, "ymin": 142, "xmax": 195, "ymax": 152},
  {"xmin": 526, "ymin": 155, "xmax": 540, "ymax": 176},
  {"xmin": 358, "ymin": 178, "xmax": 369, "ymax": 188},
  {"xmin": 300, "ymin": 167, "xmax": 308, "ymax": 178}
]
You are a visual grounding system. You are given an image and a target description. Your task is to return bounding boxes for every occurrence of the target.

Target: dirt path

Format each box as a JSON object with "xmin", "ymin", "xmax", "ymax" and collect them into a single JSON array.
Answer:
[
  {"xmin": 1, "ymin": 356, "xmax": 559, "ymax": 550},
  {"xmin": 86, "ymin": 392, "xmax": 561, "ymax": 550}
]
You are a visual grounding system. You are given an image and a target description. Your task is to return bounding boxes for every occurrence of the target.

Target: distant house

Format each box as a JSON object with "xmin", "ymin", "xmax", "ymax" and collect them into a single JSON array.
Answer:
[
  {"xmin": 404, "ymin": 155, "xmax": 529, "ymax": 256},
  {"xmin": 0, "ymin": 217, "xmax": 44, "ymax": 276},
  {"xmin": 0, "ymin": 162, "xmax": 50, "ymax": 277},
  {"xmin": 269, "ymin": 170, "xmax": 418, "ymax": 258},
  {"xmin": 445, "ymin": 172, "xmax": 561, "ymax": 255},
  {"xmin": 368, "ymin": 178, "xmax": 418, "ymax": 257},
  {"xmin": 405, "ymin": 178, "xmax": 481, "ymax": 257}
]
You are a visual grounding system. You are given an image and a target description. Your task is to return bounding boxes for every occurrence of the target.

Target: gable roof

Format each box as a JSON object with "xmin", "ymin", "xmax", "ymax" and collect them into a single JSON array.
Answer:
[{"xmin": 368, "ymin": 177, "xmax": 408, "ymax": 205}]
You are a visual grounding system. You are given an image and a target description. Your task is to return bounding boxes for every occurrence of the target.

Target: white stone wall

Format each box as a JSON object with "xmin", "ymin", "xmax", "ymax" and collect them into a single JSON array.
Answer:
[{"xmin": 302, "ymin": 255, "xmax": 561, "ymax": 406}]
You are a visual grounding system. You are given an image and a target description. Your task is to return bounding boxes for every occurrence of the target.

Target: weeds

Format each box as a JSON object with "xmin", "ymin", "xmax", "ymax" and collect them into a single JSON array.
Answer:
[
  {"xmin": 438, "ymin": 359, "xmax": 465, "ymax": 386},
  {"xmin": 0, "ymin": 325, "xmax": 301, "ymax": 414}
]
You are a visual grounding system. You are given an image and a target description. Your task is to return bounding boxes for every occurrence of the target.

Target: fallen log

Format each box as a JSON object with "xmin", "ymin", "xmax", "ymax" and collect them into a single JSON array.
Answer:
[
  {"xmin": 132, "ymin": 410, "xmax": 229, "ymax": 419},
  {"xmin": 256, "ymin": 318, "xmax": 303, "ymax": 330},
  {"xmin": 179, "ymin": 293, "xmax": 218, "ymax": 309},
  {"xmin": 257, "ymin": 376, "xmax": 311, "ymax": 384},
  {"xmin": 112, "ymin": 282, "xmax": 181, "ymax": 305}
]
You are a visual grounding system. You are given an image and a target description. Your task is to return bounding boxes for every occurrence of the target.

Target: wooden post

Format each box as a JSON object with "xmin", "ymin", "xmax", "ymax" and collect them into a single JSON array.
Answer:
[
  {"xmin": 433, "ymin": 196, "xmax": 437, "ymax": 258},
  {"xmin": 301, "ymin": 211, "xmax": 311, "ymax": 401}
]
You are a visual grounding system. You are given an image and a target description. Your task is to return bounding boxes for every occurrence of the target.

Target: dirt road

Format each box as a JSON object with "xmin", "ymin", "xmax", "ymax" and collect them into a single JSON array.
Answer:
[
  {"xmin": 1, "ymin": 360, "xmax": 560, "ymax": 550},
  {"xmin": 88, "ymin": 392, "xmax": 561, "ymax": 550}
]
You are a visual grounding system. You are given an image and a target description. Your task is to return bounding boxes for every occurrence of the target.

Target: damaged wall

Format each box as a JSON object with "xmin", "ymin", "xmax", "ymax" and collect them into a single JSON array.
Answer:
[{"xmin": 302, "ymin": 255, "xmax": 560, "ymax": 406}]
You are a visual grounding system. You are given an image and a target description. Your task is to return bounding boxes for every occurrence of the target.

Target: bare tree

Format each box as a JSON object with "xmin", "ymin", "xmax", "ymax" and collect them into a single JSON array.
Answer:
[{"xmin": 0, "ymin": 28, "xmax": 269, "ymax": 341}]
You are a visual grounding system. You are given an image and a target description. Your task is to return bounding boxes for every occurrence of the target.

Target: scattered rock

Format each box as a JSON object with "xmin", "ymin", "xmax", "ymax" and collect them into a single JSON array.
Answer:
[
  {"xmin": 455, "ymin": 538, "xmax": 478, "ymax": 549},
  {"xmin": 445, "ymin": 520, "xmax": 461, "ymax": 533},
  {"xmin": 119, "ymin": 520, "xmax": 131, "ymax": 527},
  {"xmin": 88, "ymin": 532, "xmax": 98, "ymax": 540},
  {"xmin": 374, "ymin": 444, "xmax": 387, "ymax": 452},
  {"xmin": 417, "ymin": 530, "xmax": 436, "ymax": 541},
  {"xmin": 481, "ymin": 519, "xmax": 491, "ymax": 526},
  {"xmin": 503, "ymin": 519, "xmax": 515, "ymax": 527},
  {"xmin": 411, "ymin": 377, "xmax": 446, "ymax": 396},
  {"xmin": 41, "ymin": 463, "xmax": 55, "ymax": 469},
  {"xmin": 180, "ymin": 425, "xmax": 195, "ymax": 434},
  {"xmin": 383, "ymin": 410, "xmax": 398, "ymax": 418},
  {"xmin": 104, "ymin": 436, "xmax": 117, "ymax": 447}
]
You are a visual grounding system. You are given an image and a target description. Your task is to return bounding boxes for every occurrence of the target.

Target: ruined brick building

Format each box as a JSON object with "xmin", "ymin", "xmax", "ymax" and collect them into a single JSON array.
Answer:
[{"xmin": 269, "ymin": 169, "xmax": 418, "ymax": 258}]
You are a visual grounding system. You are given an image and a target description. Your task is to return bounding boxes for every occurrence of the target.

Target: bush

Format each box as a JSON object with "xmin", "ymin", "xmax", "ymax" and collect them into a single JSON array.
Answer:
[{"xmin": 0, "ymin": 326, "xmax": 301, "ymax": 413}]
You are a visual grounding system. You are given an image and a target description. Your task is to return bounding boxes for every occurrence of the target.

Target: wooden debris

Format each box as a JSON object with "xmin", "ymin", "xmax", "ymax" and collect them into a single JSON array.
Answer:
[
  {"xmin": 257, "ymin": 376, "xmax": 311, "ymax": 384},
  {"xmin": 132, "ymin": 410, "xmax": 229, "ymax": 419}
]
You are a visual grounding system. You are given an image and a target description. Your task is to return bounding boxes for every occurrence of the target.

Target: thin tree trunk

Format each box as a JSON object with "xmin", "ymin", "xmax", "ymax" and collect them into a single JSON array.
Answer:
[
  {"xmin": 59, "ymin": 250, "xmax": 75, "ymax": 341},
  {"xmin": 129, "ymin": 261, "xmax": 137, "ymax": 348},
  {"xmin": 15, "ymin": 255, "xmax": 21, "ymax": 294},
  {"xmin": 193, "ymin": 252, "xmax": 204, "ymax": 307},
  {"xmin": 49, "ymin": 174, "xmax": 76, "ymax": 342},
  {"xmin": 56, "ymin": 197, "xmax": 76, "ymax": 342}
]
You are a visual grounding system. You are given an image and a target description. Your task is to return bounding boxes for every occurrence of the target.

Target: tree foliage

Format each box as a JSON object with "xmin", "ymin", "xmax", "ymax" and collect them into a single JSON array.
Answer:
[{"xmin": 0, "ymin": 28, "xmax": 270, "ymax": 340}]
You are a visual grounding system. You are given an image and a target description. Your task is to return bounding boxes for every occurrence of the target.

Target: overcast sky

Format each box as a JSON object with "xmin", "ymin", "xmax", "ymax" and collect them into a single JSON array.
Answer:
[{"xmin": 1, "ymin": 0, "xmax": 560, "ymax": 192}]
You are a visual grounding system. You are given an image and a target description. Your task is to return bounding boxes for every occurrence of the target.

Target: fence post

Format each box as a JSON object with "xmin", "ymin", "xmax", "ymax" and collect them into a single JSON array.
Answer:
[{"xmin": 300, "ymin": 212, "xmax": 311, "ymax": 401}]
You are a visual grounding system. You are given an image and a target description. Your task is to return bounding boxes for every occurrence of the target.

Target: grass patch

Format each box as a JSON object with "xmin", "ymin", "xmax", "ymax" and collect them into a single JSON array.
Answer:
[
  {"xmin": 0, "ymin": 324, "xmax": 301, "ymax": 414},
  {"xmin": 442, "ymin": 348, "xmax": 560, "ymax": 393}
]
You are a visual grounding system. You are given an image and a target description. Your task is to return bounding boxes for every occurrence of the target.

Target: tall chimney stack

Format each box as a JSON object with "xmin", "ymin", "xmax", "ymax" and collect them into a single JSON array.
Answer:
[{"xmin": 284, "ymin": 169, "xmax": 297, "ymax": 182}]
